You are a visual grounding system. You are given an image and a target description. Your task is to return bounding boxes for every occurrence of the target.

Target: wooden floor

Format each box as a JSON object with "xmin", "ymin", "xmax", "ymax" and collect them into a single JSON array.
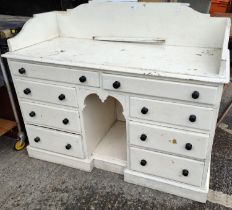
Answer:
[{"xmin": 0, "ymin": 118, "xmax": 16, "ymax": 136}]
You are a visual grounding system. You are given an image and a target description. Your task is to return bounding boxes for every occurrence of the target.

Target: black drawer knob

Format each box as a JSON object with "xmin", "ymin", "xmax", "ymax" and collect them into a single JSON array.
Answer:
[
  {"xmin": 141, "ymin": 107, "xmax": 149, "ymax": 114},
  {"xmin": 140, "ymin": 159, "xmax": 147, "ymax": 166},
  {"xmin": 140, "ymin": 134, "xmax": 147, "ymax": 141},
  {"xmin": 18, "ymin": 68, "xmax": 26, "ymax": 74},
  {"xmin": 34, "ymin": 137, "xmax": 40, "ymax": 143},
  {"xmin": 182, "ymin": 169, "xmax": 189, "ymax": 177},
  {"xmin": 189, "ymin": 115, "xmax": 196, "ymax": 122},
  {"xmin": 112, "ymin": 81, "xmax": 120, "ymax": 89},
  {"xmin": 192, "ymin": 91, "xmax": 200, "ymax": 99},
  {"xmin": 23, "ymin": 88, "xmax": 31, "ymax": 95},
  {"xmin": 185, "ymin": 143, "xmax": 192, "ymax": 150},
  {"xmin": 65, "ymin": 144, "xmax": 72, "ymax": 150},
  {"xmin": 63, "ymin": 118, "xmax": 69, "ymax": 125},
  {"xmin": 79, "ymin": 76, "xmax": 87, "ymax": 83},
  {"xmin": 29, "ymin": 111, "xmax": 36, "ymax": 117},
  {"xmin": 58, "ymin": 94, "xmax": 65, "ymax": 101}
]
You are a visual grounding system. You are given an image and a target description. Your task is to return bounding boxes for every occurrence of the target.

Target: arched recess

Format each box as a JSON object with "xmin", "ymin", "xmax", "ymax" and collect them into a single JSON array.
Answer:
[{"xmin": 82, "ymin": 93, "xmax": 127, "ymax": 171}]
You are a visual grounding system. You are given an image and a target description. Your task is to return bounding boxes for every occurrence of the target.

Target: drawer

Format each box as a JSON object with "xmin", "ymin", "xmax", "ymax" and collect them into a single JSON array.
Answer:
[
  {"xmin": 26, "ymin": 125, "xmax": 84, "ymax": 158},
  {"xmin": 130, "ymin": 97, "xmax": 214, "ymax": 131},
  {"xmin": 9, "ymin": 61, "xmax": 100, "ymax": 87},
  {"xmin": 102, "ymin": 74, "xmax": 219, "ymax": 105},
  {"xmin": 20, "ymin": 102, "xmax": 81, "ymax": 133},
  {"xmin": 129, "ymin": 121, "xmax": 209, "ymax": 159},
  {"xmin": 130, "ymin": 147, "xmax": 204, "ymax": 187},
  {"xmin": 15, "ymin": 79, "xmax": 78, "ymax": 107}
]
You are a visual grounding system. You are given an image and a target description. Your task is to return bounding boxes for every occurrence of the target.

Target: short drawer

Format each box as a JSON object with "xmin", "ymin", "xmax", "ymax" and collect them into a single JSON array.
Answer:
[
  {"xmin": 26, "ymin": 125, "xmax": 84, "ymax": 158},
  {"xmin": 20, "ymin": 102, "xmax": 81, "ymax": 133},
  {"xmin": 15, "ymin": 79, "xmax": 78, "ymax": 107},
  {"xmin": 130, "ymin": 147, "xmax": 204, "ymax": 187},
  {"xmin": 102, "ymin": 74, "xmax": 219, "ymax": 105},
  {"xmin": 130, "ymin": 97, "xmax": 214, "ymax": 131},
  {"xmin": 9, "ymin": 61, "xmax": 100, "ymax": 87},
  {"xmin": 129, "ymin": 121, "xmax": 209, "ymax": 159}
]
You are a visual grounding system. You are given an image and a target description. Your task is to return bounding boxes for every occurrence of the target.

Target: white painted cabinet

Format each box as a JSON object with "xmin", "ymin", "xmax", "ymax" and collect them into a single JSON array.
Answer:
[{"xmin": 3, "ymin": 2, "xmax": 230, "ymax": 203}]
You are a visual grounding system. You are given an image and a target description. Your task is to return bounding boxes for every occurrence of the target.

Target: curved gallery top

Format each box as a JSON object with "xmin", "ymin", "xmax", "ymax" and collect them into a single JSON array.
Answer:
[{"xmin": 3, "ymin": 2, "xmax": 231, "ymax": 83}]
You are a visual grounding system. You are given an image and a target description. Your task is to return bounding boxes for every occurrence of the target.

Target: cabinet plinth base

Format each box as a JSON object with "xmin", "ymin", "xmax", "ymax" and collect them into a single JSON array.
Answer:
[
  {"xmin": 27, "ymin": 148, "xmax": 210, "ymax": 203},
  {"xmin": 27, "ymin": 146, "xmax": 93, "ymax": 172},
  {"xmin": 124, "ymin": 169, "xmax": 209, "ymax": 203}
]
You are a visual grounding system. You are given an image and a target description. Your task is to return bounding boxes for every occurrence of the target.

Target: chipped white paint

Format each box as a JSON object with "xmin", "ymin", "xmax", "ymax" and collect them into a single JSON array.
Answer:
[
  {"xmin": 3, "ymin": 2, "xmax": 230, "ymax": 203},
  {"xmin": 208, "ymin": 190, "xmax": 232, "ymax": 208},
  {"xmin": 3, "ymin": 38, "xmax": 230, "ymax": 84}
]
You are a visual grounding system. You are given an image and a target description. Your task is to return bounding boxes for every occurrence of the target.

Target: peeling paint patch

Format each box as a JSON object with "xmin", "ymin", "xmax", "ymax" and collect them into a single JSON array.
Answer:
[{"xmin": 169, "ymin": 139, "xmax": 177, "ymax": 144}]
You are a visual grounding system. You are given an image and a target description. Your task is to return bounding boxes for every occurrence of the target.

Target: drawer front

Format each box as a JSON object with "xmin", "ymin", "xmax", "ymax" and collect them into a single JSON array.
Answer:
[
  {"xmin": 9, "ymin": 61, "xmax": 100, "ymax": 87},
  {"xmin": 130, "ymin": 97, "xmax": 214, "ymax": 131},
  {"xmin": 102, "ymin": 74, "xmax": 218, "ymax": 105},
  {"xmin": 15, "ymin": 79, "xmax": 78, "ymax": 107},
  {"xmin": 21, "ymin": 102, "xmax": 81, "ymax": 133},
  {"xmin": 129, "ymin": 121, "xmax": 209, "ymax": 159},
  {"xmin": 130, "ymin": 147, "xmax": 204, "ymax": 187},
  {"xmin": 26, "ymin": 125, "xmax": 84, "ymax": 158}
]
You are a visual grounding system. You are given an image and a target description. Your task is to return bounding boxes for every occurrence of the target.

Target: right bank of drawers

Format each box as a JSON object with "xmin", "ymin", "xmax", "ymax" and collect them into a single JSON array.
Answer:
[
  {"xmin": 128, "ymin": 96, "xmax": 213, "ymax": 186},
  {"xmin": 128, "ymin": 98, "xmax": 214, "ymax": 187},
  {"xmin": 103, "ymin": 73, "xmax": 217, "ymax": 186}
]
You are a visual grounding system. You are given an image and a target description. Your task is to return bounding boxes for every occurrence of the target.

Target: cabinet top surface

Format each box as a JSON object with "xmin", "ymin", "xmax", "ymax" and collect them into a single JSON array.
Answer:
[{"xmin": 4, "ymin": 37, "xmax": 227, "ymax": 83}]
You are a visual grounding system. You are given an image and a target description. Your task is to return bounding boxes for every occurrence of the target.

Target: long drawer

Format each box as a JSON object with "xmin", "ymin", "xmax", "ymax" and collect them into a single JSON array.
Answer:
[
  {"xmin": 9, "ymin": 61, "xmax": 100, "ymax": 87},
  {"xmin": 20, "ymin": 102, "xmax": 81, "ymax": 133},
  {"xmin": 26, "ymin": 125, "xmax": 84, "ymax": 158},
  {"xmin": 102, "ymin": 74, "xmax": 219, "ymax": 105},
  {"xmin": 129, "ymin": 121, "xmax": 209, "ymax": 159},
  {"xmin": 15, "ymin": 79, "xmax": 78, "ymax": 107},
  {"xmin": 130, "ymin": 147, "xmax": 204, "ymax": 187},
  {"xmin": 130, "ymin": 97, "xmax": 214, "ymax": 131}
]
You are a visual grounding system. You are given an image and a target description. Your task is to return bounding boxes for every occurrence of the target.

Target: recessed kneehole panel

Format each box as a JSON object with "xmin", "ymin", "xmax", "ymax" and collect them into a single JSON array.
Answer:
[{"xmin": 83, "ymin": 94, "xmax": 127, "ymax": 173}]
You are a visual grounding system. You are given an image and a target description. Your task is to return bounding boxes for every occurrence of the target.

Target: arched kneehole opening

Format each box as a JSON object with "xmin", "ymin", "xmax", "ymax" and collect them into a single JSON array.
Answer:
[{"xmin": 83, "ymin": 94, "xmax": 127, "ymax": 167}]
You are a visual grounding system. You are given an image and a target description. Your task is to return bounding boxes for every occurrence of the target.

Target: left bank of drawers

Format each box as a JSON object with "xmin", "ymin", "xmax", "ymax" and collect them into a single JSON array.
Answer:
[{"xmin": 9, "ymin": 61, "xmax": 87, "ymax": 157}]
